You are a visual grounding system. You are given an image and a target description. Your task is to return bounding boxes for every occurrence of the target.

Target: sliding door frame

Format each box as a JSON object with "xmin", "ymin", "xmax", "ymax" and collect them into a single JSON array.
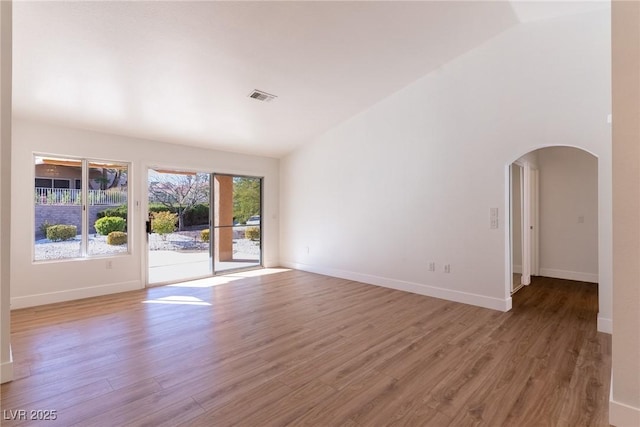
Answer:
[
  {"xmin": 211, "ymin": 173, "xmax": 263, "ymax": 275},
  {"xmin": 145, "ymin": 166, "xmax": 264, "ymax": 286}
]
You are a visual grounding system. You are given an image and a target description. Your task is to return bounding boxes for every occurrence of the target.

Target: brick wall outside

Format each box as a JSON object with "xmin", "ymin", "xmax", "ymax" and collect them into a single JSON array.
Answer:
[{"xmin": 35, "ymin": 205, "xmax": 122, "ymax": 239}]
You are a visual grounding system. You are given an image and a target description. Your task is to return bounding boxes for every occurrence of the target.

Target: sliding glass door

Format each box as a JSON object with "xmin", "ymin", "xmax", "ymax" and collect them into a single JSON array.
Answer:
[
  {"xmin": 147, "ymin": 169, "xmax": 262, "ymax": 285},
  {"xmin": 212, "ymin": 175, "xmax": 262, "ymax": 273},
  {"xmin": 147, "ymin": 169, "xmax": 211, "ymax": 284}
]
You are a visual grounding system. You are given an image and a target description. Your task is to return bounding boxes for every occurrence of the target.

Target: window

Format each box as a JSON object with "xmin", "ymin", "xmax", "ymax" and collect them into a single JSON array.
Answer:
[
  {"xmin": 34, "ymin": 155, "xmax": 129, "ymax": 261},
  {"xmin": 35, "ymin": 178, "xmax": 72, "ymax": 189}
]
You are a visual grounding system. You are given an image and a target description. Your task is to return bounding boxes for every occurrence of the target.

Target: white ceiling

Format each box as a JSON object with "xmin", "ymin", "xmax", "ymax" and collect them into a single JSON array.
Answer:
[{"xmin": 11, "ymin": 1, "xmax": 608, "ymax": 158}]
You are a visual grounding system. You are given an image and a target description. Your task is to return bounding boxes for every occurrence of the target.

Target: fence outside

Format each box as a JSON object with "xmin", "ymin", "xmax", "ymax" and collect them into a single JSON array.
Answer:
[{"xmin": 35, "ymin": 188, "xmax": 127, "ymax": 206}]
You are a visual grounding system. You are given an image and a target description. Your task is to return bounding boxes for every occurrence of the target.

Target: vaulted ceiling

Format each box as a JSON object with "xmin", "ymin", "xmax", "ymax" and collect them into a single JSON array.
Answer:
[{"xmin": 12, "ymin": 1, "xmax": 609, "ymax": 158}]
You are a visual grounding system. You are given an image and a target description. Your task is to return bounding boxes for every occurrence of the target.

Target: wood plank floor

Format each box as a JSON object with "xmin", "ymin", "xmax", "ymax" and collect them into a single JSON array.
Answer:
[{"xmin": 0, "ymin": 269, "xmax": 611, "ymax": 426}]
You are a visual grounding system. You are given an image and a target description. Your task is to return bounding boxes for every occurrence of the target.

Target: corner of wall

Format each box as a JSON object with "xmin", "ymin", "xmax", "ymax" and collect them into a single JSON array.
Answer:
[{"xmin": 0, "ymin": 0, "xmax": 13, "ymax": 385}]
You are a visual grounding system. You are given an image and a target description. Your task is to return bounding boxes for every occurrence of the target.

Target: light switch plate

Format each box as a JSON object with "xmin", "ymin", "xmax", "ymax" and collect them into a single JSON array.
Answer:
[{"xmin": 490, "ymin": 207, "xmax": 499, "ymax": 229}]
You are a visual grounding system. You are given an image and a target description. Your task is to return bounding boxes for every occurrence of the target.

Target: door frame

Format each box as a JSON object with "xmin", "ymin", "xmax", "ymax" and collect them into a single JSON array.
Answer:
[
  {"xmin": 509, "ymin": 160, "xmax": 539, "ymax": 292},
  {"xmin": 510, "ymin": 161, "xmax": 525, "ymax": 293},
  {"xmin": 144, "ymin": 166, "xmax": 264, "ymax": 287},
  {"xmin": 530, "ymin": 167, "xmax": 539, "ymax": 277},
  {"xmin": 504, "ymin": 145, "xmax": 608, "ymax": 333}
]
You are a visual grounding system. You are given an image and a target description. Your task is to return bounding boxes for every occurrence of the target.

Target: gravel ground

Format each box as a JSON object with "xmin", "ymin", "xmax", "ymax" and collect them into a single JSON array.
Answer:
[
  {"xmin": 149, "ymin": 230, "xmax": 260, "ymax": 256},
  {"xmin": 149, "ymin": 231, "xmax": 207, "ymax": 251},
  {"xmin": 35, "ymin": 235, "xmax": 127, "ymax": 260},
  {"xmin": 35, "ymin": 232, "xmax": 260, "ymax": 261}
]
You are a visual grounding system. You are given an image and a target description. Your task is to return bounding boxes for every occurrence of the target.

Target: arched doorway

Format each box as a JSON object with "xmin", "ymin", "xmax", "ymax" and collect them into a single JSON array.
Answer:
[{"xmin": 506, "ymin": 145, "xmax": 607, "ymax": 331}]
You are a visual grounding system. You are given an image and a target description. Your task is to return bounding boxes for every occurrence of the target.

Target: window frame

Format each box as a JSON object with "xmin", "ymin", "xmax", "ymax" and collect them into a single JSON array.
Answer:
[{"xmin": 33, "ymin": 154, "xmax": 131, "ymax": 263}]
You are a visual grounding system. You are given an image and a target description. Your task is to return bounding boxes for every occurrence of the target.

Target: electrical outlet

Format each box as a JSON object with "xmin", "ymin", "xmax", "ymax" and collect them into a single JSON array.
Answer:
[
  {"xmin": 444, "ymin": 264, "xmax": 451, "ymax": 273},
  {"xmin": 106, "ymin": 260, "xmax": 113, "ymax": 269},
  {"xmin": 428, "ymin": 262, "xmax": 435, "ymax": 272},
  {"xmin": 305, "ymin": 246, "xmax": 310, "ymax": 255}
]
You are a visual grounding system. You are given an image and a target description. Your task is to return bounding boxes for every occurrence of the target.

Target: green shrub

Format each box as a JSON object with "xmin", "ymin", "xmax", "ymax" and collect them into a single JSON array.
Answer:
[
  {"xmin": 46, "ymin": 224, "xmax": 77, "ymax": 241},
  {"xmin": 39, "ymin": 220, "xmax": 57, "ymax": 236},
  {"xmin": 245, "ymin": 226, "xmax": 260, "ymax": 241},
  {"xmin": 152, "ymin": 211, "xmax": 177, "ymax": 235},
  {"xmin": 184, "ymin": 204, "xmax": 210, "ymax": 226},
  {"xmin": 147, "ymin": 203, "xmax": 210, "ymax": 227},
  {"xmin": 96, "ymin": 205, "xmax": 128, "ymax": 220},
  {"xmin": 200, "ymin": 229, "xmax": 210, "ymax": 242},
  {"xmin": 149, "ymin": 204, "xmax": 173, "ymax": 215},
  {"xmin": 106, "ymin": 231, "xmax": 127, "ymax": 245},
  {"xmin": 95, "ymin": 216, "xmax": 126, "ymax": 236}
]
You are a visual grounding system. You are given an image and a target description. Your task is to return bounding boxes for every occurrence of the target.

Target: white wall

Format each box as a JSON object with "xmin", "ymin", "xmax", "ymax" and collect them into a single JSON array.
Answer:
[
  {"xmin": 537, "ymin": 146, "xmax": 598, "ymax": 282},
  {"xmin": 10, "ymin": 119, "xmax": 279, "ymax": 308},
  {"xmin": 611, "ymin": 1, "xmax": 640, "ymax": 425},
  {"xmin": 280, "ymin": 9, "xmax": 612, "ymax": 320},
  {"xmin": 0, "ymin": 0, "xmax": 13, "ymax": 384}
]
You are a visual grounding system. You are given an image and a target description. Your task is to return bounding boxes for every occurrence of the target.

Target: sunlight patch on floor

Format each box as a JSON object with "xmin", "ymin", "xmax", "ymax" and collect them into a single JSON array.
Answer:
[{"xmin": 142, "ymin": 295, "xmax": 212, "ymax": 306}]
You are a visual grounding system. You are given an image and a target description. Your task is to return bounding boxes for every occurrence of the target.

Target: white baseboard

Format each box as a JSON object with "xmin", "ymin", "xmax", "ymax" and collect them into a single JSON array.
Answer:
[
  {"xmin": 609, "ymin": 372, "xmax": 640, "ymax": 426},
  {"xmin": 1, "ymin": 345, "xmax": 13, "ymax": 384},
  {"xmin": 281, "ymin": 261, "xmax": 511, "ymax": 312},
  {"xmin": 610, "ymin": 398, "xmax": 640, "ymax": 426},
  {"xmin": 263, "ymin": 259, "xmax": 279, "ymax": 269},
  {"xmin": 539, "ymin": 268, "xmax": 598, "ymax": 283},
  {"xmin": 10, "ymin": 280, "xmax": 142, "ymax": 309},
  {"xmin": 597, "ymin": 315, "xmax": 612, "ymax": 334}
]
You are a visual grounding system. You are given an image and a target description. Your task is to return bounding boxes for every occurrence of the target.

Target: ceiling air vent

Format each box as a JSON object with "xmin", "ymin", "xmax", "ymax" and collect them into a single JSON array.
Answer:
[{"xmin": 248, "ymin": 89, "xmax": 277, "ymax": 103}]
